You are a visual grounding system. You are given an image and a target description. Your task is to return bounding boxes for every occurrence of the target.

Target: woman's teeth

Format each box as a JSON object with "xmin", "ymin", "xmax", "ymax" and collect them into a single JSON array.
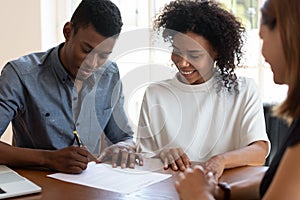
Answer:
[{"xmin": 181, "ymin": 70, "xmax": 194, "ymax": 75}]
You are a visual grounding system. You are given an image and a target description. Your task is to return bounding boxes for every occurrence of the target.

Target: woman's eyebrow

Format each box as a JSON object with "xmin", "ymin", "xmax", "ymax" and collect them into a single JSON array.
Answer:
[
  {"xmin": 172, "ymin": 44, "xmax": 205, "ymax": 54},
  {"xmin": 187, "ymin": 50, "xmax": 204, "ymax": 53}
]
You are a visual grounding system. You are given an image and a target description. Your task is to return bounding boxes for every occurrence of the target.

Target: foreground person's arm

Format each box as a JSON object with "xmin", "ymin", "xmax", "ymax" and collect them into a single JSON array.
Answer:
[
  {"xmin": 176, "ymin": 164, "xmax": 267, "ymax": 200},
  {"xmin": 262, "ymin": 144, "xmax": 300, "ymax": 200}
]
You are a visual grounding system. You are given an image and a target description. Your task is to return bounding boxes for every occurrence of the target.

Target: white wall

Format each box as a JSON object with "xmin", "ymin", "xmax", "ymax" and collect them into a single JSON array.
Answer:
[
  {"xmin": 0, "ymin": 0, "xmax": 42, "ymax": 69},
  {"xmin": 0, "ymin": 0, "xmax": 42, "ymax": 144}
]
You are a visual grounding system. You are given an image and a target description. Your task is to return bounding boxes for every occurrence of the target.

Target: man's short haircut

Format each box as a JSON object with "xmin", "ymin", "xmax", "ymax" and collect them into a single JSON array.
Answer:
[{"xmin": 71, "ymin": 0, "xmax": 123, "ymax": 37}]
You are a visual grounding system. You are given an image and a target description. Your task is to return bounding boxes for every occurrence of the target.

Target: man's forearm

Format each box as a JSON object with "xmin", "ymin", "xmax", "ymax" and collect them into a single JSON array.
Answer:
[{"xmin": 0, "ymin": 141, "xmax": 48, "ymax": 167}]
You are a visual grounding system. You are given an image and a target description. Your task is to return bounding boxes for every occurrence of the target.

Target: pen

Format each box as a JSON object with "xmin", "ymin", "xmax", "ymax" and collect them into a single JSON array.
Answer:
[
  {"xmin": 73, "ymin": 130, "xmax": 98, "ymax": 162},
  {"xmin": 73, "ymin": 130, "xmax": 83, "ymax": 147}
]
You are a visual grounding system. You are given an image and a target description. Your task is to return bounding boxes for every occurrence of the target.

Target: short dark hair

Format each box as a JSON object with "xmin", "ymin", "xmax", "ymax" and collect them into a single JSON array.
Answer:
[
  {"xmin": 155, "ymin": 0, "xmax": 245, "ymax": 92},
  {"xmin": 71, "ymin": 0, "xmax": 123, "ymax": 37}
]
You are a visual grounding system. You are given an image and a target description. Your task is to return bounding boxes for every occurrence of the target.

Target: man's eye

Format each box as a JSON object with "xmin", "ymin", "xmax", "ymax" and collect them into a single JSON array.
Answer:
[
  {"xmin": 98, "ymin": 54, "xmax": 108, "ymax": 59},
  {"xmin": 83, "ymin": 49, "xmax": 91, "ymax": 54}
]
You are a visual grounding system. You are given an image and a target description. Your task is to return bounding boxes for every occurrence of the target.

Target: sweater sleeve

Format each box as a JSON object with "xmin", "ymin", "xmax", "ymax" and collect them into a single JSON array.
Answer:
[
  {"xmin": 239, "ymin": 78, "xmax": 271, "ymax": 155},
  {"xmin": 136, "ymin": 85, "xmax": 163, "ymax": 158}
]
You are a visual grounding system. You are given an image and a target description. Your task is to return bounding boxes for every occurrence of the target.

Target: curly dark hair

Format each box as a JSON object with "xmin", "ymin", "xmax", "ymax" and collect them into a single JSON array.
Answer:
[
  {"xmin": 71, "ymin": 0, "xmax": 123, "ymax": 37},
  {"xmin": 154, "ymin": 0, "xmax": 245, "ymax": 92}
]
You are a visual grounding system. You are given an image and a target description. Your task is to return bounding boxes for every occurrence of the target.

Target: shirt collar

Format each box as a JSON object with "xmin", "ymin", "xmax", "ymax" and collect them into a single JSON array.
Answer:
[
  {"xmin": 35, "ymin": 43, "xmax": 70, "ymax": 85},
  {"xmin": 51, "ymin": 43, "xmax": 71, "ymax": 84}
]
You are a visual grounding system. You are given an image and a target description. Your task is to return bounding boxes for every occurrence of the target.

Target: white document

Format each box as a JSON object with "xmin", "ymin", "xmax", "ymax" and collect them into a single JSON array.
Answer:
[{"xmin": 47, "ymin": 161, "xmax": 171, "ymax": 194}]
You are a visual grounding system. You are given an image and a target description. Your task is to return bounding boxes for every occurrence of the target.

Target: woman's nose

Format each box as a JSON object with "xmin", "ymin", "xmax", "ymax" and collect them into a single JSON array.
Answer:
[{"xmin": 176, "ymin": 56, "xmax": 190, "ymax": 67}]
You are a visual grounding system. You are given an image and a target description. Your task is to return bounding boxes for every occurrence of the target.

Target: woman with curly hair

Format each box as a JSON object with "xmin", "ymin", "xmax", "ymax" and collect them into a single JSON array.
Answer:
[
  {"xmin": 137, "ymin": 0, "xmax": 269, "ymax": 179},
  {"xmin": 175, "ymin": 0, "xmax": 300, "ymax": 199}
]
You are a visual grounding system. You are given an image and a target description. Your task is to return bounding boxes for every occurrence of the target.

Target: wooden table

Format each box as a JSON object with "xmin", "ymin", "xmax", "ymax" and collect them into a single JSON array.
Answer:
[{"xmin": 10, "ymin": 163, "xmax": 268, "ymax": 200}]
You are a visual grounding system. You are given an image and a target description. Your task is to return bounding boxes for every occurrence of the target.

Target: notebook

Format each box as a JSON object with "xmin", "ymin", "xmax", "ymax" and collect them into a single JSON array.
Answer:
[{"xmin": 0, "ymin": 165, "xmax": 41, "ymax": 199}]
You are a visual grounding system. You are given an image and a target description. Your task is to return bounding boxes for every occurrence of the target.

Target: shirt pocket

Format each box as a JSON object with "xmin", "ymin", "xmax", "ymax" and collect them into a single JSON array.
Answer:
[{"xmin": 39, "ymin": 108, "xmax": 73, "ymax": 148}]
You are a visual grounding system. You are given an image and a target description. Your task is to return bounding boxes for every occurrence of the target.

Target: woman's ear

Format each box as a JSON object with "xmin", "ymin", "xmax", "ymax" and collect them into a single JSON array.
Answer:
[{"xmin": 63, "ymin": 22, "xmax": 73, "ymax": 41}]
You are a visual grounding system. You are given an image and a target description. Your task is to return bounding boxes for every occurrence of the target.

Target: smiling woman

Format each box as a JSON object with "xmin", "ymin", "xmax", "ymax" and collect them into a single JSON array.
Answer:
[
  {"xmin": 171, "ymin": 32, "xmax": 217, "ymax": 85},
  {"xmin": 136, "ymin": 0, "xmax": 270, "ymax": 181}
]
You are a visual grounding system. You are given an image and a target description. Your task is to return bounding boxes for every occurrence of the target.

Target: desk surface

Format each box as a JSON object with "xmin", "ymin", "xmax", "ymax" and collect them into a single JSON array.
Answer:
[{"xmin": 11, "ymin": 164, "xmax": 268, "ymax": 200}]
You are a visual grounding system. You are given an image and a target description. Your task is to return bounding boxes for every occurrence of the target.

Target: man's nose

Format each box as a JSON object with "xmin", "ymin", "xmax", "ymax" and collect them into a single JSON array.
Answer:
[{"xmin": 85, "ymin": 54, "xmax": 98, "ymax": 68}]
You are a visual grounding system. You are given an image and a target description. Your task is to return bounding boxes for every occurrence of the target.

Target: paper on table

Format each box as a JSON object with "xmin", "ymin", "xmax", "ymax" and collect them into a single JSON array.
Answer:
[
  {"xmin": 135, "ymin": 158, "xmax": 165, "ymax": 171},
  {"xmin": 47, "ymin": 162, "xmax": 171, "ymax": 194}
]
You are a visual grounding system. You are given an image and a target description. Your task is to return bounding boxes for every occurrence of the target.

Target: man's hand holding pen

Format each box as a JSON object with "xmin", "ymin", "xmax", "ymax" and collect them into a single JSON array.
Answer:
[
  {"xmin": 97, "ymin": 140, "xmax": 144, "ymax": 169},
  {"xmin": 74, "ymin": 131, "xmax": 143, "ymax": 169},
  {"xmin": 42, "ymin": 131, "xmax": 98, "ymax": 174},
  {"xmin": 44, "ymin": 146, "xmax": 92, "ymax": 174},
  {"xmin": 73, "ymin": 130, "xmax": 98, "ymax": 163}
]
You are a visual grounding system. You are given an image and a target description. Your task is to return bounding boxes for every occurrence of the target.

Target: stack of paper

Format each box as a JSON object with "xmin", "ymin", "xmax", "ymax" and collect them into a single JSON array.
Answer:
[{"xmin": 47, "ymin": 161, "xmax": 171, "ymax": 194}]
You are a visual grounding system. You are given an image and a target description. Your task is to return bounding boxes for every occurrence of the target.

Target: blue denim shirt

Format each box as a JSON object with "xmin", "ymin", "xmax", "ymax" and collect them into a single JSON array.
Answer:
[{"xmin": 0, "ymin": 44, "xmax": 133, "ymax": 153}]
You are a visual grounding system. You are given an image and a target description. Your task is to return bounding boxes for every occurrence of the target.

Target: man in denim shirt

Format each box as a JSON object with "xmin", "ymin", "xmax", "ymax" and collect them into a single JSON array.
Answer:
[{"xmin": 0, "ymin": 0, "xmax": 143, "ymax": 174}]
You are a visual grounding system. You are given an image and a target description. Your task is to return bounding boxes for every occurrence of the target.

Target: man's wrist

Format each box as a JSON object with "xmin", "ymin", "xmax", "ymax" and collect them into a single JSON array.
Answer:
[{"xmin": 119, "ymin": 140, "xmax": 136, "ymax": 150}]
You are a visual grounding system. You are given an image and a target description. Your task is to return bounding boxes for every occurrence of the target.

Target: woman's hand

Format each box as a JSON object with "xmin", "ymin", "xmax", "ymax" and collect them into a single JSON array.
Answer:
[
  {"xmin": 160, "ymin": 147, "xmax": 191, "ymax": 171},
  {"xmin": 204, "ymin": 155, "xmax": 225, "ymax": 180}
]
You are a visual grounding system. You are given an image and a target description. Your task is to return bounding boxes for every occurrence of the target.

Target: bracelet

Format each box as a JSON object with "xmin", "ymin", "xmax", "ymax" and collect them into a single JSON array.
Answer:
[{"xmin": 218, "ymin": 182, "xmax": 231, "ymax": 200}]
